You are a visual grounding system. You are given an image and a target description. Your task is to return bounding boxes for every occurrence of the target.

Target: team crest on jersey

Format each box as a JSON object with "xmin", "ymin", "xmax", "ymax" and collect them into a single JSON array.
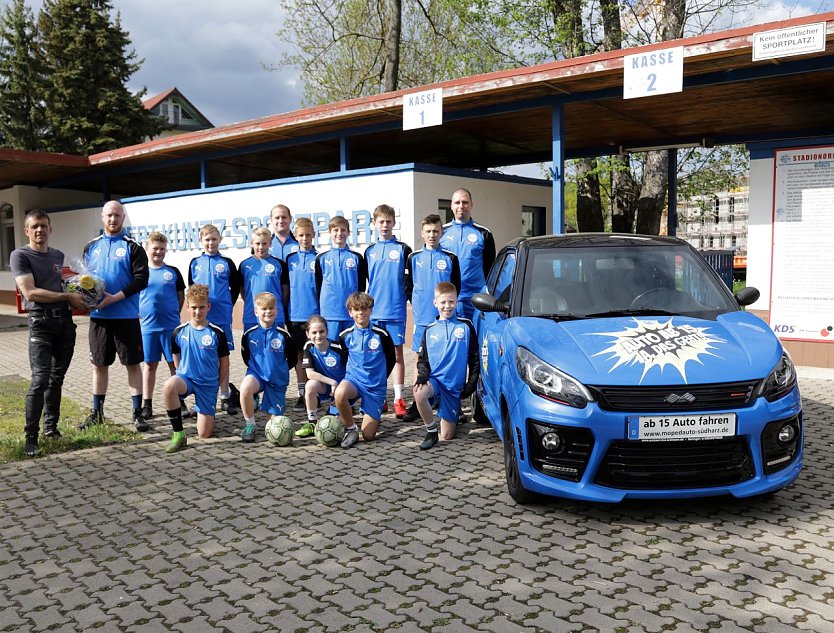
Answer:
[
  {"xmin": 436, "ymin": 260, "xmax": 447, "ymax": 271},
  {"xmin": 53, "ymin": 264, "xmax": 62, "ymax": 273},
  {"xmin": 467, "ymin": 233, "xmax": 478, "ymax": 244},
  {"xmin": 309, "ymin": 261, "xmax": 316, "ymax": 271},
  {"xmin": 453, "ymin": 326, "xmax": 466, "ymax": 340},
  {"xmin": 201, "ymin": 334, "xmax": 213, "ymax": 346},
  {"xmin": 214, "ymin": 263, "xmax": 225, "ymax": 273},
  {"xmin": 345, "ymin": 258, "xmax": 356, "ymax": 269},
  {"xmin": 388, "ymin": 250, "xmax": 400, "ymax": 261},
  {"xmin": 368, "ymin": 337, "xmax": 380, "ymax": 350},
  {"xmin": 115, "ymin": 247, "xmax": 127, "ymax": 258},
  {"xmin": 290, "ymin": 245, "xmax": 299, "ymax": 253},
  {"xmin": 325, "ymin": 355, "xmax": 337, "ymax": 367},
  {"xmin": 270, "ymin": 338, "xmax": 282, "ymax": 350},
  {"xmin": 163, "ymin": 271, "xmax": 174, "ymax": 281},
  {"xmin": 265, "ymin": 264, "xmax": 275, "ymax": 274}
]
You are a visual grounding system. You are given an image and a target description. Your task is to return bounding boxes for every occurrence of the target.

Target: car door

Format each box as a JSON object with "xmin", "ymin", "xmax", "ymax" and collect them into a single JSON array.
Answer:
[{"xmin": 474, "ymin": 247, "xmax": 516, "ymax": 423}]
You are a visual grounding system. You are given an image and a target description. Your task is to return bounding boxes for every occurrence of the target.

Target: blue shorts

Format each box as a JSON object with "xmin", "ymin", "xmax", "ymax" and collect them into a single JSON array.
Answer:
[
  {"xmin": 374, "ymin": 319, "xmax": 405, "ymax": 346},
  {"xmin": 412, "ymin": 323, "xmax": 429, "ymax": 353},
  {"xmin": 246, "ymin": 373, "xmax": 287, "ymax": 415},
  {"xmin": 327, "ymin": 319, "xmax": 353, "ymax": 341},
  {"xmin": 142, "ymin": 329, "xmax": 174, "ymax": 363},
  {"xmin": 178, "ymin": 374, "xmax": 218, "ymax": 416},
  {"xmin": 343, "ymin": 378, "xmax": 386, "ymax": 422},
  {"xmin": 217, "ymin": 322, "xmax": 235, "ymax": 351},
  {"xmin": 429, "ymin": 377, "xmax": 461, "ymax": 423}
]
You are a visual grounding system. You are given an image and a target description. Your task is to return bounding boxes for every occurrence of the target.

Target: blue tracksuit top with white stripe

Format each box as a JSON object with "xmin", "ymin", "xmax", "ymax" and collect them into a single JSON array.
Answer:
[
  {"xmin": 406, "ymin": 247, "xmax": 461, "ymax": 327},
  {"xmin": 83, "ymin": 231, "xmax": 149, "ymax": 319},
  {"xmin": 286, "ymin": 248, "xmax": 319, "ymax": 322},
  {"xmin": 140, "ymin": 264, "xmax": 185, "ymax": 332},
  {"xmin": 188, "ymin": 253, "xmax": 239, "ymax": 327},
  {"xmin": 301, "ymin": 340, "xmax": 348, "ymax": 384},
  {"xmin": 171, "ymin": 321, "xmax": 229, "ymax": 387},
  {"xmin": 340, "ymin": 324, "xmax": 395, "ymax": 393},
  {"xmin": 241, "ymin": 323, "xmax": 296, "ymax": 388},
  {"xmin": 416, "ymin": 316, "xmax": 480, "ymax": 397},
  {"xmin": 238, "ymin": 255, "xmax": 289, "ymax": 329},
  {"xmin": 315, "ymin": 246, "xmax": 367, "ymax": 321},
  {"xmin": 364, "ymin": 238, "xmax": 412, "ymax": 321},
  {"xmin": 269, "ymin": 233, "xmax": 299, "ymax": 262},
  {"xmin": 439, "ymin": 219, "xmax": 496, "ymax": 301}
]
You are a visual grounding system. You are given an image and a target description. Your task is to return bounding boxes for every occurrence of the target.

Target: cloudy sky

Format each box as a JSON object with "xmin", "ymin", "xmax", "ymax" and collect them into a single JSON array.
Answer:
[{"xmin": 4, "ymin": 0, "xmax": 834, "ymax": 128}]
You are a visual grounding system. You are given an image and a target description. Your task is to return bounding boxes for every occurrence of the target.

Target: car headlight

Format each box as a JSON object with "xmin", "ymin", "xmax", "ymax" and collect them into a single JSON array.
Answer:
[
  {"xmin": 515, "ymin": 347, "xmax": 592, "ymax": 408},
  {"xmin": 758, "ymin": 351, "xmax": 797, "ymax": 402}
]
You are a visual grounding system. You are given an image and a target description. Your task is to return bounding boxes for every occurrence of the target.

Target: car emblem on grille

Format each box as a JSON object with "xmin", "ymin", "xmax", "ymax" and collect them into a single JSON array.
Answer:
[{"xmin": 665, "ymin": 392, "xmax": 696, "ymax": 404}]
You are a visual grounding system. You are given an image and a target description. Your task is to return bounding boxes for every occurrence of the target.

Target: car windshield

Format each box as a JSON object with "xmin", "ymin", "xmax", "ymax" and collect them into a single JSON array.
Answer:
[{"xmin": 521, "ymin": 243, "xmax": 739, "ymax": 320}]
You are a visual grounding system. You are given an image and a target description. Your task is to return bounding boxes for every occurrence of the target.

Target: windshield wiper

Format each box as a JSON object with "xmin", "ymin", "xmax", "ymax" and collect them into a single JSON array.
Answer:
[
  {"xmin": 531, "ymin": 313, "xmax": 589, "ymax": 321},
  {"xmin": 582, "ymin": 308, "xmax": 679, "ymax": 318}
]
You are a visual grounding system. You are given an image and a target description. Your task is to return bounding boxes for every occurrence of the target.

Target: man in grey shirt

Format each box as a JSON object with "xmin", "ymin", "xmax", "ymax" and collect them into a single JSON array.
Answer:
[{"xmin": 11, "ymin": 209, "xmax": 87, "ymax": 457}]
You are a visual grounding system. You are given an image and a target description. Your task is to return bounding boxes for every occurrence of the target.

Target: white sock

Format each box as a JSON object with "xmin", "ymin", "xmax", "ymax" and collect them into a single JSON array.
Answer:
[
  {"xmin": 394, "ymin": 384, "xmax": 403, "ymax": 399},
  {"xmin": 244, "ymin": 416, "xmax": 255, "ymax": 425}
]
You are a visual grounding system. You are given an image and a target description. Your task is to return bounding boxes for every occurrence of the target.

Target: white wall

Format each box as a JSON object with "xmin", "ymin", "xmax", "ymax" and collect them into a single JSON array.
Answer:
[
  {"xmin": 746, "ymin": 156, "xmax": 774, "ymax": 310},
  {"xmin": 1, "ymin": 169, "xmax": 550, "ymax": 294}
]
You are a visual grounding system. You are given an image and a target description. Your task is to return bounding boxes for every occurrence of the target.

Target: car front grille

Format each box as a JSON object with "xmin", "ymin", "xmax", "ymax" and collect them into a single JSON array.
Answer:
[
  {"xmin": 595, "ymin": 437, "xmax": 754, "ymax": 489},
  {"xmin": 589, "ymin": 380, "xmax": 760, "ymax": 412}
]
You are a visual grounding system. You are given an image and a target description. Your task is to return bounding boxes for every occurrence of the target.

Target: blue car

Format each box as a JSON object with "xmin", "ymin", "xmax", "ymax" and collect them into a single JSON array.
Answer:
[{"xmin": 471, "ymin": 234, "xmax": 802, "ymax": 504}]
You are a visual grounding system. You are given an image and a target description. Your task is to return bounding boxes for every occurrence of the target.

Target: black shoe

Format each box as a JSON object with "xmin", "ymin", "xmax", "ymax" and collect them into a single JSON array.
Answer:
[
  {"xmin": 24, "ymin": 438, "xmax": 38, "ymax": 457},
  {"xmin": 458, "ymin": 410, "xmax": 468, "ymax": 425},
  {"xmin": 141, "ymin": 404, "xmax": 153, "ymax": 420},
  {"xmin": 293, "ymin": 395, "xmax": 306, "ymax": 412},
  {"xmin": 43, "ymin": 428, "xmax": 61, "ymax": 439},
  {"xmin": 133, "ymin": 410, "xmax": 150, "ymax": 432},
  {"xmin": 76, "ymin": 410, "xmax": 103, "ymax": 430},
  {"xmin": 419, "ymin": 431, "xmax": 439, "ymax": 450},
  {"xmin": 221, "ymin": 397, "xmax": 238, "ymax": 416},
  {"xmin": 403, "ymin": 402, "xmax": 420, "ymax": 423}
]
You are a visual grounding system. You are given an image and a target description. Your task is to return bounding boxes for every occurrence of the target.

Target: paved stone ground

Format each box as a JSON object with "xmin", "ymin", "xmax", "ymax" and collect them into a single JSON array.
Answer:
[{"xmin": 1, "ymin": 314, "xmax": 834, "ymax": 632}]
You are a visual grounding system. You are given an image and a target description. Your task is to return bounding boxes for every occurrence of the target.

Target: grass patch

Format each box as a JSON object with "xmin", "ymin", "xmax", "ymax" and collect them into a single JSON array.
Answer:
[{"xmin": 0, "ymin": 377, "xmax": 140, "ymax": 462}]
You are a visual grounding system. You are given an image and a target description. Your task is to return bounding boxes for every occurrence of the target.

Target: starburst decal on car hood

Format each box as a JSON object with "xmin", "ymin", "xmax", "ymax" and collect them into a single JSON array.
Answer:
[{"xmin": 589, "ymin": 318, "xmax": 725, "ymax": 383}]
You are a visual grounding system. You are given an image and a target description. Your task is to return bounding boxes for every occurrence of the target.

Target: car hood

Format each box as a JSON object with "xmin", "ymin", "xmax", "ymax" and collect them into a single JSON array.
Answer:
[{"xmin": 507, "ymin": 312, "xmax": 782, "ymax": 386}]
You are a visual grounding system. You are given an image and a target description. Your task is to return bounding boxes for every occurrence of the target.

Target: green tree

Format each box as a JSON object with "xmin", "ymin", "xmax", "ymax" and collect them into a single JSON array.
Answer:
[
  {"xmin": 0, "ymin": 0, "xmax": 45, "ymax": 150},
  {"xmin": 37, "ymin": 0, "xmax": 161, "ymax": 154}
]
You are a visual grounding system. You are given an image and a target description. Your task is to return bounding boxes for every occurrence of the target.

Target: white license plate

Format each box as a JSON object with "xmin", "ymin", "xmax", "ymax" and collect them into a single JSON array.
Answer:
[{"xmin": 627, "ymin": 413, "xmax": 737, "ymax": 441}]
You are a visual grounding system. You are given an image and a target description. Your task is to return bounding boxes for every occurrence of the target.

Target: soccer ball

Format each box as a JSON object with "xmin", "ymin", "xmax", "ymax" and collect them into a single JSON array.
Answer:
[
  {"xmin": 265, "ymin": 415, "xmax": 294, "ymax": 446},
  {"xmin": 315, "ymin": 415, "xmax": 345, "ymax": 447}
]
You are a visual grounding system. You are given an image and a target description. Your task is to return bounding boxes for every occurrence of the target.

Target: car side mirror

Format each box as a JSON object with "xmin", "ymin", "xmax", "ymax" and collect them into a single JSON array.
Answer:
[
  {"xmin": 735, "ymin": 286, "xmax": 760, "ymax": 307},
  {"xmin": 472, "ymin": 292, "xmax": 508, "ymax": 314}
]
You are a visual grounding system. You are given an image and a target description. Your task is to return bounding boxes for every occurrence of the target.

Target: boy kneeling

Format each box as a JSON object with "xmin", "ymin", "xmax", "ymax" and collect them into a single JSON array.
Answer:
[
  {"xmin": 413, "ymin": 282, "xmax": 479, "ymax": 449},
  {"xmin": 334, "ymin": 292, "xmax": 395, "ymax": 448},
  {"xmin": 163, "ymin": 284, "xmax": 230, "ymax": 452}
]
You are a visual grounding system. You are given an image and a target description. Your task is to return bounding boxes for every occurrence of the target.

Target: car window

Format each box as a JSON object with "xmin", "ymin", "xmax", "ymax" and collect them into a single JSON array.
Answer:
[
  {"xmin": 494, "ymin": 252, "xmax": 516, "ymax": 303},
  {"xmin": 486, "ymin": 251, "xmax": 507, "ymax": 295}
]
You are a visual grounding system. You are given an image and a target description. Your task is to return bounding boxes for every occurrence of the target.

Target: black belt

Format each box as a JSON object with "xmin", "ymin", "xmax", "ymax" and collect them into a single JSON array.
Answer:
[{"xmin": 29, "ymin": 308, "xmax": 71, "ymax": 318}]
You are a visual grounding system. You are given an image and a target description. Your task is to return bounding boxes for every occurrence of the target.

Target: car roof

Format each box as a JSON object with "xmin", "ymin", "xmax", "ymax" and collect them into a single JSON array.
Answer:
[{"xmin": 507, "ymin": 233, "xmax": 687, "ymax": 250}]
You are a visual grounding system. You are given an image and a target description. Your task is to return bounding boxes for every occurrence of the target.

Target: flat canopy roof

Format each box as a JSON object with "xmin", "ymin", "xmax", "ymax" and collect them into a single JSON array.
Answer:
[{"xmin": 2, "ymin": 12, "xmax": 832, "ymax": 196}]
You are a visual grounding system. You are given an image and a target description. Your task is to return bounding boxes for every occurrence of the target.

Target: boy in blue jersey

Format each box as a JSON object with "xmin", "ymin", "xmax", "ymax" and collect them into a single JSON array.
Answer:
[
  {"xmin": 239, "ymin": 292, "xmax": 297, "ymax": 443},
  {"xmin": 298, "ymin": 315, "xmax": 348, "ymax": 437},
  {"xmin": 139, "ymin": 232, "xmax": 185, "ymax": 420},
  {"xmin": 286, "ymin": 218, "xmax": 319, "ymax": 411},
  {"xmin": 335, "ymin": 292, "xmax": 395, "ymax": 448},
  {"xmin": 364, "ymin": 204, "xmax": 413, "ymax": 418},
  {"xmin": 315, "ymin": 216, "xmax": 367, "ymax": 341},
  {"xmin": 188, "ymin": 224, "xmax": 240, "ymax": 414},
  {"xmin": 439, "ymin": 188, "xmax": 496, "ymax": 320},
  {"xmin": 403, "ymin": 214, "xmax": 461, "ymax": 422},
  {"xmin": 81, "ymin": 200, "xmax": 150, "ymax": 432},
  {"xmin": 268, "ymin": 204, "xmax": 300, "ymax": 261},
  {"xmin": 413, "ymin": 282, "xmax": 479, "ymax": 449},
  {"xmin": 163, "ymin": 284, "xmax": 230, "ymax": 452},
  {"xmin": 238, "ymin": 227, "xmax": 290, "ymax": 331}
]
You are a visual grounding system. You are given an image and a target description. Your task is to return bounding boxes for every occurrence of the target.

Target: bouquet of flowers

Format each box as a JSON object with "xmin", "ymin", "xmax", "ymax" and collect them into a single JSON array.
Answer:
[{"xmin": 62, "ymin": 265, "xmax": 105, "ymax": 308}]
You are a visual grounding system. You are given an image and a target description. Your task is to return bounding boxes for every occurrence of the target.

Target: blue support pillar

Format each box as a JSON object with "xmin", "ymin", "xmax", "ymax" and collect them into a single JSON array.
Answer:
[
  {"xmin": 200, "ymin": 160, "xmax": 208, "ymax": 189},
  {"xmin": 551, "ymin": 104, "xmax": 565, "ymax": 234},
  {"xmin": 667, "ymin": 148, "xmax": 677, "ymax": 237},
  {"xmin": 340, "ymin": 137, "xmax": 349, "ymax": 172}
]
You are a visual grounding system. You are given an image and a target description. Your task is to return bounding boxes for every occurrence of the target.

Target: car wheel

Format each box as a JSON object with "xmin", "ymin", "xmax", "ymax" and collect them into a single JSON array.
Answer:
[
  {"xmin": 503, "ymin": 416, "xmax": 539, "ymax": 505},
  {"xmin": 471, "ymin": 393, "xmax": 489, "ymax": 425}
]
